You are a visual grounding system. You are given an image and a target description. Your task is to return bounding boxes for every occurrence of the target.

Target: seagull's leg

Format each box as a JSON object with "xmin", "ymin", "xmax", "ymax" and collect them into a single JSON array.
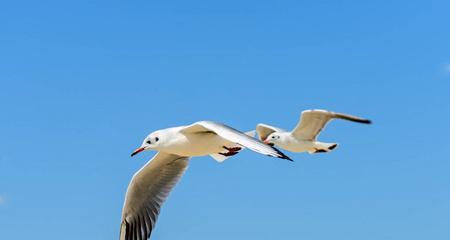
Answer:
[{"xmin": 219, "ymin": 146, "xmax": 242, "ymax": 157}]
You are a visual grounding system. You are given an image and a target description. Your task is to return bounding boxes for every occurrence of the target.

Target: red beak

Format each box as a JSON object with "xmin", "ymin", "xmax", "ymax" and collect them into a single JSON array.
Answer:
[
  {"xmin": 131, "ymin": 147, "xmax": 145, "ymax": 157},
  {"xmin": 262, "ymin": 139, "xmax": 274, "ymax": 146}
]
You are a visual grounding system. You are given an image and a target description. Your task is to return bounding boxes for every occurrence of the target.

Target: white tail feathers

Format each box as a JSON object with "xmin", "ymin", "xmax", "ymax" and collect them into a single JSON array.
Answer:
[{"xmin": 209, "ymin": 153, "xmax": 230, "ymax": 162}]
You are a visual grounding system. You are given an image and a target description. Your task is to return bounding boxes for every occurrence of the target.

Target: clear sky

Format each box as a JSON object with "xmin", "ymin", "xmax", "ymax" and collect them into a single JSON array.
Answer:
[{"xmin": 1, "ymin": 1, "xmax": 450, "ymax": 239}]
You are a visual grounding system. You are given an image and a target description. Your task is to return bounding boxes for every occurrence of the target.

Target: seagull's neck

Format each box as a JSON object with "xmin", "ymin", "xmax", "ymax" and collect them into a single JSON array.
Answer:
[{"xmin": 278, "ymin": 132, "xmax": 296, "ymax": 146}]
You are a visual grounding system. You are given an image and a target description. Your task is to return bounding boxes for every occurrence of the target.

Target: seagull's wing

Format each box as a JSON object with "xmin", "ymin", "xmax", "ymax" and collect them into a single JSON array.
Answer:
[
  {"xmin": 256, "ymin": 123, "xmax": 286, "ymax": 141},
  {"xmin": 292, "ymin": 109, "xmax": 371, "ymax": 140},
  {"xmin": 120, "ymin": 152, "xmax": 189, "ymax": 240},
  {"xmin": 181, "ymin": 121, "xmax": 292, "ymax": 161}
]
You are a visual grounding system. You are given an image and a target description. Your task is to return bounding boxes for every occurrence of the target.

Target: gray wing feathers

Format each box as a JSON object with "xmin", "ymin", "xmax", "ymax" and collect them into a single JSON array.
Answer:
[
  {"xmin": 120, "ymin": 152, "xmax": 189, "ymax": 240},
  {"xmin": 331, "ymin": 112, "xmax": 371, "ymax": 124},
  {"xmin": 292, "ymin": 109, "xmax": 371, "ymax": 140}
]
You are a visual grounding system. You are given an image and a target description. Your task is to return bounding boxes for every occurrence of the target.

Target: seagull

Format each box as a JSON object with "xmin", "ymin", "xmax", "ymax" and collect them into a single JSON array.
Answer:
[
  {"xmin": 256, "ymin": 109, "xmax": 371, "ymax": 154},
  {"xmin": 120, "ymin": 121, "xmax": 292, "ymax": 240}
]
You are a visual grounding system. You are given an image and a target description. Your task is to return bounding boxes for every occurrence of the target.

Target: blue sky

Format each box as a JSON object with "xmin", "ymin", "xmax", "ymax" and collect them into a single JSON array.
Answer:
[{"xmin": 1, "ymin": 0, "xmax": 450, "ymax": 239}]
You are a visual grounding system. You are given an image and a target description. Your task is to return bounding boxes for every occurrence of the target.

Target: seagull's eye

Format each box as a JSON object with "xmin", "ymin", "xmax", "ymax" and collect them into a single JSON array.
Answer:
[
  {"xmin": 146, "ymin": 140, "xmax": 151, "ymax": 144},
  {"xmin": 272, "ymin": 136, "xmax": 275, "ymax": 139},
  {"xmin": 155, "ymin": 137, "xmax": 159, "ymax": 142}
]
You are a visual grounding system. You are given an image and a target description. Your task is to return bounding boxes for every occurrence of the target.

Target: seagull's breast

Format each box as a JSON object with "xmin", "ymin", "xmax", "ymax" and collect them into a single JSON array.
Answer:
[{"xmin": 162, "ymin": 132, "xmax": 225, "ymax": 157}]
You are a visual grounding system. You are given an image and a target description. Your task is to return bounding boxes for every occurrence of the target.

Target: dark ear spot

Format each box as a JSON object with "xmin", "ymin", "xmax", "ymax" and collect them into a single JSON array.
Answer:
[{"xmin": 155, "ymin": 137, "xmax": 159, "ymax": 142}]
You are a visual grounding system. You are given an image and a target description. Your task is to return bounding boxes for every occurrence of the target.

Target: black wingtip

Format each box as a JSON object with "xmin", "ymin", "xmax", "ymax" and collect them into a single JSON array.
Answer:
[
  {"xmin": 355, "ymin": 118, "xmax": 372, "ymax": 124},
  {"xmin": 272, "ymin": 146, "xmax": 294, "ymax": 162},
  {"xmin": 283, "ymin": 155, "xmax": 294, "ymax": 162}
]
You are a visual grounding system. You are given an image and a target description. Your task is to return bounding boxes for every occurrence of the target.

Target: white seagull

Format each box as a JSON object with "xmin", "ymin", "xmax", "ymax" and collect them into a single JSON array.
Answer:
[
  {"xmin": 120, "ymin": 121, "xmax": 292, "ymax": 240},
  {"xmin": 256, "ymin": 109, "xmax": 371, "ymax": 154}
]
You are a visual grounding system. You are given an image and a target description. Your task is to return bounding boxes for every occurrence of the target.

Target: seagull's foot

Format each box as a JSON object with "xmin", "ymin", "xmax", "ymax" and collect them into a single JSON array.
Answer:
[
  {"xmin": 223, "ymin": 146, "xmax": 242, "ymax": 152},
  {"xmin": 219, "ymin": 146, "xmax": 243, "ymax": 157}
]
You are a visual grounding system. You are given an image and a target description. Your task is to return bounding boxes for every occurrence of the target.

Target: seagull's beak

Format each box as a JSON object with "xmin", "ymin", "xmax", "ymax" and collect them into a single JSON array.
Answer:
[
  {"xmin": 131, "ymin": 147, "xmax": 145, "ymax": 157},
  {"xmin": 263, "ymin": 140, "xmax": 275, "ymax": 147}
]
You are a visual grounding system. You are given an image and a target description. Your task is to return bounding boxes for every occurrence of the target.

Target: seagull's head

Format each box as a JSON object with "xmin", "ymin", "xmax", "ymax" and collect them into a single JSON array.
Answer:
[
  {"xmin": 263, "ymin": 133, "xmax": 282, "ymax": 146},
  {"xmin": 131, "ymin": 131, "xmax": 163, "ymax": 157}
]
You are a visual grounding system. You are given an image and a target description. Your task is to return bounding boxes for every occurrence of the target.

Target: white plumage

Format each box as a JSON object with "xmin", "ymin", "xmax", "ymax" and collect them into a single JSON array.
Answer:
[
  {"xmin": 256, "ymin": 109, "xmax": 371, "ymax": 154},
  {"xmin": 120, "ymin": 121, "xmax": 292, "ymax": 240}
]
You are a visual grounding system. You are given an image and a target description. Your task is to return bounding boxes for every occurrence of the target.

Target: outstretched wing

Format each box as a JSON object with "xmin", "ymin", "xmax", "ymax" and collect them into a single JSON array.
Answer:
[
  {"xmin": 181, "ymin": 121, "xmax": 292, "ymax": 161},
  {"xmin": 256, "ymin": 123, "xmax": 286, "ymax": 141},
  {"xmin": 292, "ymin": 109, "xmax": 371, "ymax": 140},
  {"xmin": 120, "ymin": 152, "xmax": 189, "ymax": 240}
]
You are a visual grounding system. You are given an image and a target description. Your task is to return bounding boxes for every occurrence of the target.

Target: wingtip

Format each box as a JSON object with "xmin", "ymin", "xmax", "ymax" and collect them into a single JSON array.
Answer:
[
  {"xmin": 362, "ymin": 119, "xmax": 372, "ymax": 124},
  {"xmin": 278, "ymin": 151, "xmax": 294, "ymax": 162},
  {"xmin": 353, "ymin": 118, "xmax": 372, "ymax": 124},
  {"xmin": 271, "ymin": 146, "xmax": 294, "ymax": 162}
]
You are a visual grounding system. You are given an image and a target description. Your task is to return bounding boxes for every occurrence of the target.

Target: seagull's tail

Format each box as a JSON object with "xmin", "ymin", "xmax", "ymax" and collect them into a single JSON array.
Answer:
[
  {"xmin": 210, "ymin": 153, "xmax": 233, "ymax": 162},
  {"xmin": 308, "ymin": 142, "xmax": 338, "ymax": 154}
]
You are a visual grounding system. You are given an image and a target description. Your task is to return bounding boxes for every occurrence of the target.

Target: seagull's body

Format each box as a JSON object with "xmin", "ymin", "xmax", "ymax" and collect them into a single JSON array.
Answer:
[
  {"xmin": 120, "ymin": 121, "xmax": 292, "ymax": 240},
  {"xmin": 146, "ymin": 126, "xmax": 244, "ymax": 157},
  {"xmin": 257, "ymin": 109, "xmax": 371, "ymax": 154},
  {"xmin": 144, "ymin": 126, "xmax": 223, "ymax": 156},
  {"xmin": 267, "ymin": 133, "xmax": 322, "ymax": 152}
]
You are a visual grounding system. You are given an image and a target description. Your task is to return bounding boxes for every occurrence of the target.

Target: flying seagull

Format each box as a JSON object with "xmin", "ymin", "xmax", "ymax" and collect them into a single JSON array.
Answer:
[
  {"xmin": 120, "ymin": 121, "xmax": 292, "ymax": 240},
  {"xmin": 256, "ymin": 109, "xmax": 371, "ymax": 154}
]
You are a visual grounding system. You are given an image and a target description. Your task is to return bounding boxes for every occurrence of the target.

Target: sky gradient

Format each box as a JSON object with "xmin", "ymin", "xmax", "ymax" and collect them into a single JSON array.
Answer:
[{"xmin": 1, "ymin": 1, "xmax": 450, "ymax": 239}]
